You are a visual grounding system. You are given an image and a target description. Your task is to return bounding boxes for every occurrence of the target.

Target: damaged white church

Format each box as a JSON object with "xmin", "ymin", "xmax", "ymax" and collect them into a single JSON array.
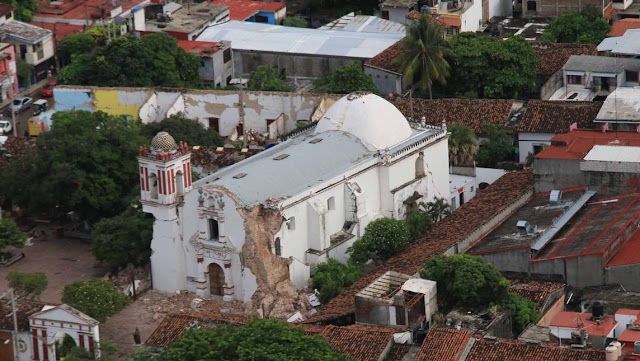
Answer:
[{"xmin": 138, "ymin": 93, "xmax": 450, "ymax": 316}]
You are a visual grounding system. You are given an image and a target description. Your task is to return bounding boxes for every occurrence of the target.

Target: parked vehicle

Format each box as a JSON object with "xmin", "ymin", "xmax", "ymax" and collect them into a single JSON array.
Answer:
[
  {"xmin": 40, "ymin": 80, "xmax": 56, "ymax": 97},
  {"xmin": 32, "ymin": 99, "xmax": 48, "ymax": 116},
  {"xmin": 11, "ymin": 96, "xmax": 33, "ymax": 113},
  {"xmin": 0, "ymin": 119, "xmax": 11, "ymax": 134}
]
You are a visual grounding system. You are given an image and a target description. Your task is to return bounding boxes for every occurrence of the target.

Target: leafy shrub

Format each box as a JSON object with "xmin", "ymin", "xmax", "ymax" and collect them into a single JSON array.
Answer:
[
  {"xmin": 312, "ymin": 259, "xmax": 363, "ymax": 303},
  {"xmin": 405, "ymin": 208, "xmax": 433, "ymax": 241},
  {"xmin": 62, "ymin": 280, "xmax": 129, "ymax": 322},
  {"xmin": 347, "ymin": 218, "xmax": 411, "ymax": 265},
  {"xmin": 501, "ymin": 292, "xmax": 540, "ymax": 335},
  {"xmin": 7, "ymin": 271, "xmax": 47, "ymax": 298},
  {"xmin": 0, "ymin": 219, "xmax": 27, "ymax": 251}
]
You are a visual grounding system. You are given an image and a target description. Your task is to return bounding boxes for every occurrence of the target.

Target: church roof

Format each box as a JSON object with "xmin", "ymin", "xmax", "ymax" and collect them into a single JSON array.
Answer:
[
  {"xmin": 151, "ymin": 131, "xmax": 177, "ymax": 151},
  {"xmin": 315, "ymin": 92, "xmax": 412, "ymax": 151},
  {"xmin": 197, "ymin": 130, "xmax": 376, "ymax": 207}
]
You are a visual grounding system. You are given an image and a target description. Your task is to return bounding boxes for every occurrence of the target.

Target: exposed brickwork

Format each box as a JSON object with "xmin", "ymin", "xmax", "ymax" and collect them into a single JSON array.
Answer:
[
  {"xmin": 306, "ymin": 170, "xmax": 534, "ymax": 323},
  {"xmin": 388, "ymin": 97, "xmax": 514, "ymax": 134},
  {"xmin": 517, "ymin": 100, "xmax": 603, "ymax": 133}
]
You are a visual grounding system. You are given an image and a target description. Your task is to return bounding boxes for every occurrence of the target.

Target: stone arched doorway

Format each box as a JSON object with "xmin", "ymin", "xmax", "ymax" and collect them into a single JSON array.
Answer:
[{"xmin": 209, "ymin": 263, "xmax": 225, "ymax": 296}]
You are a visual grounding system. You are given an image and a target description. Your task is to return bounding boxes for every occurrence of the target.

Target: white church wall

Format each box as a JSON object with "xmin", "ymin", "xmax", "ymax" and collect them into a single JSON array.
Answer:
[
  {"xmin": 15, "ymin": 331, "xmax": 31, "ymax": 361},
  {"xmin": 150, "ymin": 219, "xmax": 186, "ymax": 292},
  {"xmin": 166, "ymin": 94, "xmax": 185, "ymax": 119},
  {"xmin": 427, "ymin": 137, "xmax": 452, "ymax": 201}
]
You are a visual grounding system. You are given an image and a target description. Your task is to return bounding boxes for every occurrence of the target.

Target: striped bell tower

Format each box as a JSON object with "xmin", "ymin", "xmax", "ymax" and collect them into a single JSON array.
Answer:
[{"xmin": 138, "ymin": 132, "xmax": 192, "ymax": 215}]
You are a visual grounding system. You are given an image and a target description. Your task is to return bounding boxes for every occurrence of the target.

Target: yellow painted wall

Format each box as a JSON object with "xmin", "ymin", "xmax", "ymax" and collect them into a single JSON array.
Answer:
[{"xmin": 93, "ymin": 90, "xmax": 143, "ymax": 120}]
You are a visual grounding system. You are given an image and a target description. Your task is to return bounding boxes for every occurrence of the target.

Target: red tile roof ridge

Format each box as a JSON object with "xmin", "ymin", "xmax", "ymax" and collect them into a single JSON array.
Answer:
[
  {"xmin": 608, "ymin": 18, "xmax": 640, "ymax": 37},
  {"xmin": 304, "ymin": 170, "xmax": 534, "ymax": 323}
]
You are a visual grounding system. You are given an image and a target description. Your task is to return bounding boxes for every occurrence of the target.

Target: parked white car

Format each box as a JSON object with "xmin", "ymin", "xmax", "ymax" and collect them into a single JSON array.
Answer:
[
  {"xmin": 11, "ymin": 96, "xmax": 33, "ymax": 113},
  {"xmin": 0, "ymin": 119, "xmax": 12, "ymax": 134}
]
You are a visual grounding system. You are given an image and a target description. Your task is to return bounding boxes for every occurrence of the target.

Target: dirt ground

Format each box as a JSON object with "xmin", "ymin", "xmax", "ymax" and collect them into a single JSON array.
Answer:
[{"xmin": 0, "ymin": 236, "xmax": 106, "ymax": 303}]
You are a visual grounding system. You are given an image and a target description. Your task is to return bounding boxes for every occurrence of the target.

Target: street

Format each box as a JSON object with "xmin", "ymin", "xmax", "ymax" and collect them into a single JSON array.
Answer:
[{"xmin": 2, "ymin": 92, "xmax": 53, "ymax": 138}]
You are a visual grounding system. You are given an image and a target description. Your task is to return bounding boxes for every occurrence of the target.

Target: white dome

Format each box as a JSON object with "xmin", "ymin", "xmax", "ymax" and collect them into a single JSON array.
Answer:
[{"xmin": 314, "ymin": 92, "xmax": 412, "ymax": 150}]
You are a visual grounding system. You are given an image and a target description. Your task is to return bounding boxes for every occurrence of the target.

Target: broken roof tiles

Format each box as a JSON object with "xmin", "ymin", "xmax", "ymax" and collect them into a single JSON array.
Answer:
[
  {"xmin": 415, "ymin": 328, "xmax": 473, "ymax": 361},
  {"xmin": 0, "ymin": 300, "xmax": 51, "ymax": 332},
  {"xmin": 509, "ymin": 280, "xmax": 564, "ymax": 312},
  {"xmin": 320, "ymin": 324, "xmax": 394, "ymax": 361},
  {"xmin": 364, "ymin": 40, "xmax": 405, "ymax": 74},
  {"xmin": 517, "ymin": 100, "xmax": 603, "ymax": 134},
  {"xmin": 305, "ymin": 170, "xmax": 534, "ymax": 323},
  {"xmin": 389, "ymin": 97, "xmax": 514, "ymax": 134},
  {"xmin": 531, "ymin": 42, "xmax": 597, "ymax": 76}
]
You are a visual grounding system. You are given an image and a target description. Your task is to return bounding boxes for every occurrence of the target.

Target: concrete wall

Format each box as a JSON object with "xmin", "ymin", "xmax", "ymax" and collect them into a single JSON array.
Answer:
[
  {"xmin": 606, "ymin": 263, "xmax": 640, "ymax": 292},
  {"xmin": 236, "ymin": 50, "xmax": 361, "ymax": 81},
  {"xmin": 364, "ymin": 66, "xmax": 403, "ymax": 95},
  {"xmin": 93, "ymin": 89, "xmax": 149, "ymax": 119},
  {"xmin": 565, "ymin": 254, "xmax": 604, "ymax": 288},
  {"xmin": 481, "ymin": 248, "xmax": 531, "ymax": 273},
  {"xmin": 488, "ymin": 0, "xmax": 513, "ymax": 18},
  {"xmin": 533, "ymin": 158, "xmax": 586, "ymax": 193},
  {"xmin": 461, "ymin": 0, "xmax": 483, "ymax": 32},
  {"xmin": 476, "ymin": 167, "xmax": 507, "ymax": 186},
  {"xmin": 540, "ymin": 70, "xmax": 563, "ymax": 100},
  {"xmin": 587, "ymin": 170, "xmax": 640, "ymax": 196},
  {"xmin": 381, "ymin": 6, "xmax": 412, "ymax": 24},
  {"xmin": 523, "ymin": 0, "xmax": 602, "ymax": 17},
  {"xmin": 537, "ymin": 294, "xmax": 565, "ymax": 327},
  {"xmin": 519, "ymin": 132, "xmax": 554, "ymax": 162}
]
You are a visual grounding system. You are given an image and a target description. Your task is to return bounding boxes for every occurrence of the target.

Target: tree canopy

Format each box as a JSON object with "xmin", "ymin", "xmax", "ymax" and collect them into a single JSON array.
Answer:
[
  {"xmin": 406, "ymin": 206, "xmax": 433, "ymax": 241},
  {"xmin": 58, "ymin": 33, "xmax": 202, "ymax": 88},
  {"xmin": 283, "ymin": 16, "xmax": 308, "ymax": 28},
  {"xmin": 313, "ymin": 62, "xmax": 379, "ymax": 94},
  {"xmin": 1, "ymin": 0, "xmax": 37, "ymax": 21},
  {"xmin": 57, "ymin": 32, "xmax": 101, "ymax": 66},
  {"xmin": 141, "ymin": 113, "xmax": 224, "ymax": 147},
  {"xmin": 91, "ymin": 200, "xmax": 153, "ymax": 269},
  {"xmin": 540, "ymin": 9, "xmax": 610, "ymax": 44},
  {"xmin": 248, "ymin": 65, "xmax": 292, "ymax": 92},
  {"xmin": 156, "ymin": 319, "xmax": 353, "ymax": 361},
  {"xmin": 347, "ymin": 218, "xmax": 411, "ymax": 264},
  {"xmin": 0, "ymin": 219, "xmax": 26, "ymax": 251},
  {"xmin": 397, "ymin": 15, "xmax": 451, "ymax": 98},
  {"xmin": 476, "ymin": 123, "xmax": 513, "ymax": 168},
  {"xmin": 446, "ymin": 34, "xmax": 537, "ymax": 99},
  {"xmin": 6, "ymin": 271, "xmax": 47, "ymax": 299},
  {"xmin": 448, "ymin": 123, "xmax": 477, "ymax": 166},
  {"xmin": 0, "ymin": 111, "xmax": 146, "ymax": 223},
  {"xmin": 312, "ymin": 259, "xmax": 363, "ymax": 303},
  {"xmin": 62, "ymin": 280, "xmax": 129, "ymax": 322}
]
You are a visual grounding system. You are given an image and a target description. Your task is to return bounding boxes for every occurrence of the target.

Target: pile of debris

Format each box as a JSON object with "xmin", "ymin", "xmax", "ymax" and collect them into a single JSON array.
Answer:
[{"xmin": 108, "ymin": 263, "xmax": 152, "ymax": 298}]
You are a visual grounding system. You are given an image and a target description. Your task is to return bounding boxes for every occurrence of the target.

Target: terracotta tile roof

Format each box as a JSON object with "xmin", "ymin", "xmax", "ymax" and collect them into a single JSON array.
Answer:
[
  {"xmin": 530, "ymin": 42, "xmax": 597, "ymax": 76},
  {"xmin": 509, "ymin": 280, "xmax": 564, "ymax": 312},
  {"xmin": 0, "ymin": 4, "xmax": 15, "ymax": 18},
  {"xmin": 320, "ymin": 324, "xmax": 393, "ymax": 361},
  {"xmin": 619, "ymin": 328, "xmax": 640, "ymax": 344},
  {"xmin": 535, "ymin": 130, "xmax": 640, "ymax": 160},
  {"xmin": 305, "ymin": 170, "xmax": 534, "ymax": 323},
  {"xmin": 177, "ymin": 40, "xmax": 220, "ymax": 56},
  {"xmin": 30, "ymin": 21, "xmax": 86, "ymax": 42},
  {"xmin": 364, "ymin": 40, "xmax": 405, "ymax": 75},
  {"xmin": 145, "ymin": 311, "xmax": 249, "ymax": 348},
  {"xmin": 465, "ymin": 339, "xmax": 605, "ymax": 361},
  {"xmin": 0, "ymin": 300, "xmax": 50, "ymax": 332},
  {"xmin": 415, "ymin": 328, "xmax": 472, "ymax": 361},
  {"xmin": 388, "ymin": 97, "xmax": 513, "ymax": 134},
  {"xmin": 210, "ymin": 0, "xmax": 284, "ymax": 21},
  {"xmin": 386, "ymin": 343, "xmax": 412, "ymax": 361},
  {"xmin": 608, "ymin": 18, "xmax": 640, "ymax": 37},
  {"xmin": 303, "ymin": 324, "xmax": 328, "ymax": 335},
  {"xmin": 517, "ymin": 100, "xmax": 603, "ymax": 133}
]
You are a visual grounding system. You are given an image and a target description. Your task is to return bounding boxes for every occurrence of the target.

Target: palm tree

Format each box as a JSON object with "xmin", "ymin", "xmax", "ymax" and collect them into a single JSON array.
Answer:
[
  {"xmin": 425, "ymin": 198, "xmax": 452, "ymax": 222},
  {"xmin": 448, "ymin": 123, "xmax": 477, "ymax": 166},
  {"xmin": 396, "ymin": 15, "xmax": 452, "ymax": 99}
]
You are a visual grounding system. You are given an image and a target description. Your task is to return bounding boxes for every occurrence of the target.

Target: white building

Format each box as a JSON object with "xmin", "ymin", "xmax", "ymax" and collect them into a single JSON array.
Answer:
[{"xmin": 139, "ymin": 93, "xmax": 450, "ymax": 313}]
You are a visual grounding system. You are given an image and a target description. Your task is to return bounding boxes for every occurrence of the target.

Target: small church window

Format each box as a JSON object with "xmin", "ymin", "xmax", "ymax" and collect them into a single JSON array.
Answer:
[
  {"xmin": 176, "ymin": 170, "xmax": 184, "ymax": 196},
  {"xmin": 209, "ymin": 219, "xmax": 219, "ymax": 240},
  {"xmin": 327, "ymin": 197, "xmax": 335, "ymax": 211},
  {"xmin": 150, "ymin": 173, "xmax": 158, "ymax": 199},
  {"xmin": 415, "ymin": 153, "xmax": 425, "ymax": 178},
  {"xmin": 275, "ymin": 237, "xmax": 281, "ymax": 256},
  {"xmin": 287, "ymin": 217, "xmax": 296, "ymax": 230}
]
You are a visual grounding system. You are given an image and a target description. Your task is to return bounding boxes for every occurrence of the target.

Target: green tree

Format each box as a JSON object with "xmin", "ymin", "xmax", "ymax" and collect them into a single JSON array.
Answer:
[
  {"xmin": 405, "ymin": 205, "xmax": 433, "ymax": 241},
  {"xmin": 540, "ymin": 10, "xmax": 610, "ymax": 44},
  {"xmin": 0, "ymin": 219, "xmax": 26, "ymax": 251},
  {"xmin": 1, "ymin": 0, "xmax": 37, "ymax": 21},
  {"xmin": 397, "ymin": 15, "xmax": 451, "ymax": 98},
  {"xmin": 161, "ymin": 319, "xmax": 352, "ymax": 361},
  {"xmin": 6, "ymin": 271, "xmax": 47, "ymax": 299},
  {"xmin": 313, "ymin": 62, "xmax": 379, "ymax": 94},
  {"xmin": 0, "ymin": 111, "xmax": 146, "ymax": 223},
  {"xmin": 58, "ymin": 33, "xmax": 202, "ymax": 88},
  {"xmin": 57, "ymin": 32, "xmax": 98, "ymax": 66},
  {"xmin": 425, "ymin": 198, "xmax": 451, "ymax": 222},
  {"xmin": 91, "ymin": 201, "xmax": 153, "ymax": 269},
  {"xmin": 248, "ymin": 65, "xmax": 292, "ymax": 92},
  {"xmin": 64, "ymin": 340, "xmax": 118, "ymax": 361},
  {"xmin": 448, "ymin": 123, "xmax": 477, "ymax": 166},
  {"xmin": 347, "ymin": 218, "xmax": 411, "ymax": 265},
  {"xmin": 447, "ymin": 34, "xmax": 536, "ymax": 99},
  {"xmin": 141, "ymin": 113, "xmax": 223, "ymax": 146},
  {"xmin": 421, "ymin": 255, "xmax": 510, "ymax": 307},
  {"xmin": 62, "ymin": 280, "xmax": 129, "ymax": 322},
  {"xmin": 312, "ymin": 259, "xmax": 363, "ymax": 303},
  {"xmin": 502, "ymin": 292, "xmax": 539, "ymax": 335},
  {"xmin": 476, "ymin": 123, "xmax": 513, "ymax": 168},
  {"xmin": 16, "ymin": 59, "xmax": 32, "ymax": 87},
  {"xmin": 283, "ymin": 16, "xmax": 308, "ymax": 28}
]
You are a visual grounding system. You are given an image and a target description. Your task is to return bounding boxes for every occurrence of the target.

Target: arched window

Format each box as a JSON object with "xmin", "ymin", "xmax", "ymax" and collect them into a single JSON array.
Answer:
[
  {"xmin": 176, "ymin": 170, "xmax": 184, "ymax": 196},
  {"xmin": 415, "ymin": 153, "xmax": 425, "ymax": 178},
  {"xmin": 149, "ymin": 173, "xmax": 158, "ymax": 199},
  {"xmin": 327, "ymin": 197, "xmax": 335, "ymax": 210},
  {"xmin": 275, "ymin": 237, "xmax": 281, "ymax": 256}
]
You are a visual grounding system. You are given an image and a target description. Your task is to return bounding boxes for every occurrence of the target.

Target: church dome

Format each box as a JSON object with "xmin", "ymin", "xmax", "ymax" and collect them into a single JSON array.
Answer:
[
  {"xmin": 150, "ymin": 131, "xmax": 177, "ymax": 151},
  {"xmin": 314, "ymin": 92, "xmax": 412, "ymax": 150}
]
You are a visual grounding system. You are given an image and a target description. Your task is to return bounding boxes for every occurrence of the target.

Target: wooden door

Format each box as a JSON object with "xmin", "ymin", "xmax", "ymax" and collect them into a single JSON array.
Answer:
[{"xmin": 209, "ymin": 263, "xmax": 224, "ymax": 296}]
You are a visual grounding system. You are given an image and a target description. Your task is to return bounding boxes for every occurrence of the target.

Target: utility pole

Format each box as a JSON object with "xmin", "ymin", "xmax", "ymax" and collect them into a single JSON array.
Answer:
[
  {"xmin": 240, "ymin": 80, "xmax": 247, "ymax": 148},
  {"xmin": 1, "ymin": 288, "xmax": 19, "ymax": 361},
  {"xmin": 9, "ymin": 71, "xmax": 16, "ymax": 137}
]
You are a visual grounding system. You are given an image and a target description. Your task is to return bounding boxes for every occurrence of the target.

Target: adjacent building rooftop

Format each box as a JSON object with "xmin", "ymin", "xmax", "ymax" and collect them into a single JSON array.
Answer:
[
  {"xmin": 608, "ymin": 18, "xmax": 640, "ymax": 37},
  {"xmin": 530, "ymin": 42, "xmax": 597, "ymax": 76},
  {"xmin": 0, "ymin": 20, "xmax": 51, "ymax": 43},
  {"xmin": 319, "ymin": 12, "xmax": 406, "ymax": 34},
  {"xmin": 610, "ymin": 29, "xmax": 640, "ymax": 56},
  {"xmin": 517, "ymin": 100, "xmax": 603, "ymax": 134},
  {"xmin": 210, "ymin": 0, "xmax": 284, "ymax": 21},
  {"xmin": 595, "ymin": 88, "xmax": 640, "ymax": 123},
  {"xmin": 564, "ymin": 54, "xmax": 640, "ymax": 73},
  {"xmin": 196, "ymin": 20, "xmax": 404, "ymax": 58},
  {"xmin": 146, "ymin": 3, "xmax": 228, "ymax": 35},
  {"xmin": 535, "ymin": 130, "xmax": 640, "ymax": 160}
]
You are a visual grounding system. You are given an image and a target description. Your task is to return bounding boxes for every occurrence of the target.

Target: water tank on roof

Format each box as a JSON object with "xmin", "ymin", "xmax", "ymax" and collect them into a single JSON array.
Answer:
[
  {"xmin": 634, "ymin": 341, "xmax": 640, "ymax": 355},
  {"xmin": 606, "ymin": 346, "xmax": 617, "ymax": 361},
  {"xmin": 550, "ymin": 190, "xmax": 562, "ymax": 205},
  {"xmin": 592, "ymin": 301, "xmax": 604, "ymax": 319}
]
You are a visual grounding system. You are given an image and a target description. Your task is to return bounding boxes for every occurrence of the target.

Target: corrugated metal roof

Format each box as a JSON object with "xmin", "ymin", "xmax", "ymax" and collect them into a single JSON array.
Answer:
[
  {"xmin": 595, "ymin": 87, "xmax": 640, "ymax": 122},
  {"xmin": 196, "ymin": 20, "xmax": 403, "ymax": 58},
  {"xmin": 563, "ymin": 55, "xmax": 640, "ymax": 73},
  {"xmin": 584, "ymin": 145, "xmax": 640, "ymax": 162},
  {"xmin": 319, "ymin": 13, "xmax": 406, "ymax": 34},
  {"xmin": 612, "ymin": 29, "xmax": 640, "ymax": 56},
  {"xmin": 596, "ymin": 36, "xmax": 620, "ymax": 52}
]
